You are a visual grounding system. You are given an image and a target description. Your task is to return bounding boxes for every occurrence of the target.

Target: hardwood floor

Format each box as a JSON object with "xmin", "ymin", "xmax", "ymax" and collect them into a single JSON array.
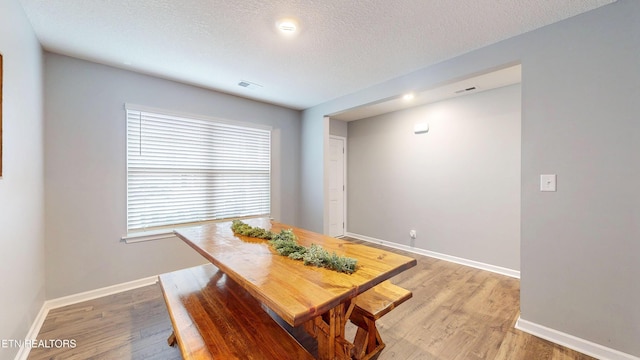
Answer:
[
  {"xmin": 28, "ymin": 284, "xmax": 181, "ymax": 360},
  {"xmin": 28, "ymin": 238, "xmax": 594, "ymax": 360},
  {"xmin": 345, "ymin": 238, "xmax": 594, "ymax": 360}
]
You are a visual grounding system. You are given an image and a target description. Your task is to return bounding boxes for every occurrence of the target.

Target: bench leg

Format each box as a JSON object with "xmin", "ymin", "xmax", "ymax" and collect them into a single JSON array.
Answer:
[
  {"xmin": 167, "ymin": 331, "xmax": 176, "ymax": 347},
  {"xmin": 352, "ymin": 315, "xmax": 385, "ymax": 360}
]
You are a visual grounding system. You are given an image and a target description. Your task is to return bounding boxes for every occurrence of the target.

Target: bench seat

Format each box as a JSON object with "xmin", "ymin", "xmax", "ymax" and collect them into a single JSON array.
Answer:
[
  {"xmin": 350, "ymin": 280, "xmax": 412, "ymax": 360},
  {"xmin": 159, "ymin": 263, "xmax": 314, "ymax": 360}
]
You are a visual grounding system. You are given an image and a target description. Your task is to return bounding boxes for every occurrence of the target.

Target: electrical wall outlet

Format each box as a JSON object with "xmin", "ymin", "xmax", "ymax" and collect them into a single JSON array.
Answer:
[{"xmin": 409, "ymin": 230, "xmax": 417, "ymax": 239}]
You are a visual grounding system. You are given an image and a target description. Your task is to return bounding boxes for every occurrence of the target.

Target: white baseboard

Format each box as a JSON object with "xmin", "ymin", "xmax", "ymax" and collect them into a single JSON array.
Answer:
[
  {"xmin": 45, "ymin": 275, "xmax": 158, "ymax": 310},
  {"xmin": 346, "ymin": 232, "xmax": 520, "ymax": 279},
  {"xmin": 14, "ymin": 275, "xmax": 159, "ymax": 360},
  {"xmin": 516, "ymin": 317, "xmax": 639, "ymax": 360},
  {"xmin": 13, "ymin": 303, "xmax": 50, "ymax": 360}
]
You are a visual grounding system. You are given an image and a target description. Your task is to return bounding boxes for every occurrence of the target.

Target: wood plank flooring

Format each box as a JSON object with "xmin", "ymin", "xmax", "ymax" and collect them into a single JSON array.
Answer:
[
  {"xmin": 345, "ymin": 239, "xmax": 594, "ymax": 360},
  {"xmin": 28, "ymin": 284, "xmax": 181, "ymax": 360},
  {"xmin": 28, "ymin": 238, "xmax": 594, "ymax": 360}
]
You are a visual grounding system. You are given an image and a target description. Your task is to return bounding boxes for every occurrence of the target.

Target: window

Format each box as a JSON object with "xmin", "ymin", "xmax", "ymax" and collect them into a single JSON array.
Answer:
[{"xmin": 126, "ymin": 105, "xmax": 271, "ymax": 232}]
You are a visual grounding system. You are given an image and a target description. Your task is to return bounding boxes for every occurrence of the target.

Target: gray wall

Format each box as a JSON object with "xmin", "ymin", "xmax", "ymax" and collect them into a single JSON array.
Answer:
[
  {"xmin": 300, "ymin": 0, "xmax": 639, "ymax": 356},
  {"xmin": 348, "ymin": 84, "xmax": 521, "ymax": 271},
  {"xmin": 519, "ymin": 2, "xmax": 639, "ymax": 352},
  {"xmin": 44, "ymin": 53, "xmax": 302, "ymax": 298},
  {"xmin": 0, "ymin": 1, "xmax": 45, "ymax": 359},
  {"xmin": 300, "ymin": 114, "xmax": 328, "ymax": 232},
  {"xmin": 330, "ymin": 119, "xmax": 348, "ymax": 137}
]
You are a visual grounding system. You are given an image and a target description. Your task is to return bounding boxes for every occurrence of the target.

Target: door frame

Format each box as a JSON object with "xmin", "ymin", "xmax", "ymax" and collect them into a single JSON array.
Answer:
[{"xmin": 329, "ymin": 135, "xmax": 347, "ymax": 237}]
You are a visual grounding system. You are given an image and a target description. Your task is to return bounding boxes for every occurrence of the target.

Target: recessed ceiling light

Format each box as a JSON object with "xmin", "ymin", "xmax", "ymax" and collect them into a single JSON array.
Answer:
[
  {"xmin": 402, "ymin": 93, "xmax": 415, "ymax": 101},
  {"xmin": 276, "ymin": 18, "xmax": 298, "ymax": 35}
]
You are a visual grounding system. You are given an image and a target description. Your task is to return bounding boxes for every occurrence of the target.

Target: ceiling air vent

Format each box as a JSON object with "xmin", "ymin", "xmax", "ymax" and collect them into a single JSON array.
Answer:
[
  {"xmin": 454, "ymin": 86, "xmax": 477, "ymax": 94},
  {"xmin": 238, "ymin": 80, "xmax": 263, "ymax": 90}
]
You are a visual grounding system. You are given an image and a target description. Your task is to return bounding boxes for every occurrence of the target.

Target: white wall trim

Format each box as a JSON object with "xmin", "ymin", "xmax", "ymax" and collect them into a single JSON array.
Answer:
[
  {"xmin": 14, "ymin": 275, "xmax": 158, "ymax": 360},
  {"xmin": 329, "ymin": 135, "xmax": 347, "ymax": 237},
  {"xmin": 121, "ymin": 231, "xmax": 176, "ymax": 243},
  {"xmin": 516, "ymin": 317, "xmax": 640, "ymax": 360},
  {"xmin": 346, "ymin": 232, "xmax": 520, "ymax": 279},
  {"xmin": 13, "ymin": 304, "xmax": 50, "ymax": 360},
  {"xmin": 45, "ymin": 275, "xmax": 158, "ymax": 310},
  {"xmin": 121, "ymin": 215, "xmax": 268, "ymax": 243}
]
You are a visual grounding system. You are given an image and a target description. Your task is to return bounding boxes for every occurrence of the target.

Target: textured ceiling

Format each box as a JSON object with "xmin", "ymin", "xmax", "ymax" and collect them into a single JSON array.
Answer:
[{"xmin": 19, "ymin": 0, "xmax": 615, "ymax": 110}]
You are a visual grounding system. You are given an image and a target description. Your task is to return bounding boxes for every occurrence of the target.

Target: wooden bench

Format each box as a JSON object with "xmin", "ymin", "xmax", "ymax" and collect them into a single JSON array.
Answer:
[
  {"xmin": 349, "ymin": 280, "xmax": 413, "ymax": 360},
  {"xmin": 159, "ymin": 264, "xmax": 314, "ymax": 360}
]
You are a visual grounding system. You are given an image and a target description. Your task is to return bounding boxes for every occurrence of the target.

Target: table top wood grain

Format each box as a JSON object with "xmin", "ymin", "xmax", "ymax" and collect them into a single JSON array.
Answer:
[{"xmin": 174, "ymin": 217, "xmax": 417, "ymax": 327}]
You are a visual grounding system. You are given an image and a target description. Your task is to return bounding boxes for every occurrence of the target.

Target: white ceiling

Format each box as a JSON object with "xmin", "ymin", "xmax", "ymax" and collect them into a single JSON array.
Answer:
[{"xmin": 18, "ymin": 0, "xmax": 615, "ymax": 110}]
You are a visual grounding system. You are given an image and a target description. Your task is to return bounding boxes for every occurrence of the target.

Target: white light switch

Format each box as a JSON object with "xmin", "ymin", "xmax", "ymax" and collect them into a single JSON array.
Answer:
[{"xmin": 540, "ymin": 174, "xmax": 557, "ymax": 192}]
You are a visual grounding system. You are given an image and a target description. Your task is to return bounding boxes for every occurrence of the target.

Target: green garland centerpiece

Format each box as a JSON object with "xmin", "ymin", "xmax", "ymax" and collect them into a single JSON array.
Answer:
[{"xmin": 231, "ymin": 220, "xmax": 357, "ymax": 274}]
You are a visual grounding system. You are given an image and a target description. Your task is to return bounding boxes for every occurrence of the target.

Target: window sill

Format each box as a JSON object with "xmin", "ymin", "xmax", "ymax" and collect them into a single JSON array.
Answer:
[
  {"xmin": 121, "ymin": 229, "xmax": 176, "ymax": 244},
  {"xmin": 121, "ymin": 215, "xmax": 272, "ymax": 244}
]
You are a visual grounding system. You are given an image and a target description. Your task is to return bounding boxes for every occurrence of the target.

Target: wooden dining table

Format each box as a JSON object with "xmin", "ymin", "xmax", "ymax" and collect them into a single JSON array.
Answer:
[{"xmin": 174, "ymin": 217, "xmax": 416, "ymax": 360}]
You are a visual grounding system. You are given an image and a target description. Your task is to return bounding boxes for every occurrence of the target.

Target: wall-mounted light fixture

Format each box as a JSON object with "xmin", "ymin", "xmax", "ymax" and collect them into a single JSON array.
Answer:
[{"xmin": 414, "ymin": 123, "xmax": 429, "ymax": 134}]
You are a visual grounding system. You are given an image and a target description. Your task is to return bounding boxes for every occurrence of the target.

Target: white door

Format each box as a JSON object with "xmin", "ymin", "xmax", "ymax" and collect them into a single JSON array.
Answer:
[{"xmin": 329, "ymin": 136, "xmax": 346, "ymax": 237}]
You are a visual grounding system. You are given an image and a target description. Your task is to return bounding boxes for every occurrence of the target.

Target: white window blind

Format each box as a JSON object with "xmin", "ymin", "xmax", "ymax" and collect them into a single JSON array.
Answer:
[{"xmin": 126, "ymin": 106, "xmax": 271, "ymax": 231}]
